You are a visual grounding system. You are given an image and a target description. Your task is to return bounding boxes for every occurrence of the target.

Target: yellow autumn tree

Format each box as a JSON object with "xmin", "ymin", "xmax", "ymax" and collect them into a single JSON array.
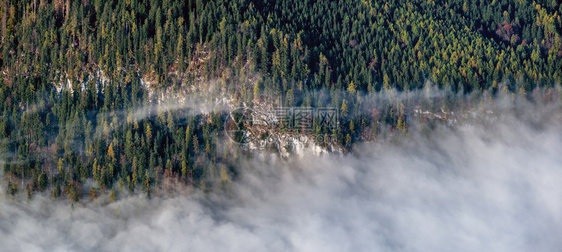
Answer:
[
  {"xmin": 341, "ymin": 99, "xmax": 349, "ymax": 118},
  {"xmin": 107, "ymin": 142, "xmax": 116, "ymax": 164},
  {"xmin": 347, "ymin": 81, "xmax": 356, "ymax": 94}
]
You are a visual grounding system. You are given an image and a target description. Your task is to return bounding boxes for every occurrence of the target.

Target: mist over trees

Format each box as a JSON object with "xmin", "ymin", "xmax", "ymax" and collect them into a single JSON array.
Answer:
[{"xmin": 0, "ymin": 0, "xmax": 561, "ymax": 200}]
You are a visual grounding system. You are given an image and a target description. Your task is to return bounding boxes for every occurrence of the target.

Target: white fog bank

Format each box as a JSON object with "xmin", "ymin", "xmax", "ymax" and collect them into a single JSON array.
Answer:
[{"xmin": 1, "ymin": 111, "xmax": 562, "ymax": 252}]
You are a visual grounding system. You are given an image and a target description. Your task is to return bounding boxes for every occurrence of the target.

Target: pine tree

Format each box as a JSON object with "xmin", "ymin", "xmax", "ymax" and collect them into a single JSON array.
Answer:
[
  {"xmin": 341, "ymin": 99, "xmax": 349, "ymax": 118},
  {"xmin": 109, "ymin": 189, "xmax": 116, "ymax": 202},
  {"xmin": 144, "ymin": 169, "xmax": 150, "ymax": 196}
]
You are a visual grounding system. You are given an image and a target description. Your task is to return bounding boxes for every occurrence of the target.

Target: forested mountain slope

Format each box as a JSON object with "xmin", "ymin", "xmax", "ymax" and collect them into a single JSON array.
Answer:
[{"xmin": 0, "ymin": 0, "xmax": 560, "ymax": 200}]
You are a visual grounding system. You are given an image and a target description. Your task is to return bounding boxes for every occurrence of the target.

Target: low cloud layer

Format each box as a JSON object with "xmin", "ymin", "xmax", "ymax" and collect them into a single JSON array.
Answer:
[{"xmin": 1, "ymin": 109, "xmax": 562, "ymax": 252}]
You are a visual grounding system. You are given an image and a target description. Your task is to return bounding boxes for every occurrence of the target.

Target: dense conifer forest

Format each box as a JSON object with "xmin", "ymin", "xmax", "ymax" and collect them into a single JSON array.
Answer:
[{"xmin": 0, "ymin": 0, "xmax": 560, "ymax": 200}]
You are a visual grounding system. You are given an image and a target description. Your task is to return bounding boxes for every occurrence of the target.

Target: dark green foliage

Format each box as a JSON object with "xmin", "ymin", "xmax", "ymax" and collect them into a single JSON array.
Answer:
[{"xmin": 0, "ymin": 0, "xmax": 560, "ymax": 199}]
